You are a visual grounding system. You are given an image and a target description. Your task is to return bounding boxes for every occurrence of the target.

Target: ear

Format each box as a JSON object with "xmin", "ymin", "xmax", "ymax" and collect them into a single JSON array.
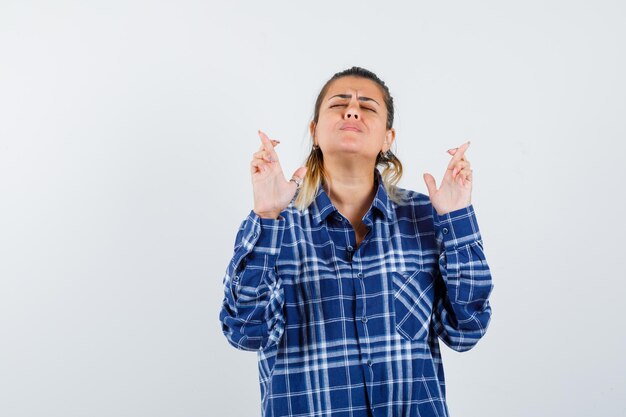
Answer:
[
  {"xmin": 382, "ymin": 128, "xmax": 396, "ymax": 153},
  {"xmin": 309, "ymin": 121, "xmax": 317, "ymax": 145}
]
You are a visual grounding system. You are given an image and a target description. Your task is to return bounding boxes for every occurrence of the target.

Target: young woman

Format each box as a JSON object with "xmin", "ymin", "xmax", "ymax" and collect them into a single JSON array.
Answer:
[{"xmin": 219, "ymin": 66, "xmax": 494, "ymax": 417}]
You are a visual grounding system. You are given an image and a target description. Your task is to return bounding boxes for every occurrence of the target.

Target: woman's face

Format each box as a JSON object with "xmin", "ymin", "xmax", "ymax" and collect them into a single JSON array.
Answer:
[{"xmin": 310, "ymin": 76, "xmax": 395, "ymax": 163}]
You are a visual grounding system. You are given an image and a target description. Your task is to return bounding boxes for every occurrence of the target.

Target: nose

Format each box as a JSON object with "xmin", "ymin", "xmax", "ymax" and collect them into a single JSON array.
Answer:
[{"xmin": 344, "ymin": 99, "xmax": 360, "ymax": 120}]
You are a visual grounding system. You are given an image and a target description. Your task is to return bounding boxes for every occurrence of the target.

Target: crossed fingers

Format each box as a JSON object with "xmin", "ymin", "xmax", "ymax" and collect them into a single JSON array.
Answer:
[
  {"xmin": 447, "ymin": 141, "xmax": 472, "ymax": 185},
  {"xmin": 250, "ymin": 130, "xmax": 280, "ymax": 174}
]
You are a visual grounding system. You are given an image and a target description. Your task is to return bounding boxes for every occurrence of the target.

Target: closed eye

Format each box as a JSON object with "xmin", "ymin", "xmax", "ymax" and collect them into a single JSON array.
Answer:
[{"xmin": 330, "ymin": 104, "xmax": 376, "ymax": 112}]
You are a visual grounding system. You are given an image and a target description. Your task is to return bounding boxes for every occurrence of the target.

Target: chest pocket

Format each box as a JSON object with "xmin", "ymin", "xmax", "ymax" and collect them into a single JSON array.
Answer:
[{"xmin": 392, "ymin": 269, "xmax": 436, "ymax": 342}]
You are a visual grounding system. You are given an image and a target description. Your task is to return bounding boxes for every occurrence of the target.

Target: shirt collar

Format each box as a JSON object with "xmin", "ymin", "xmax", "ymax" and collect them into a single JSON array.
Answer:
[{"xmin": 310, "ymin": 170, "xmax": 393, "ymax": 225}]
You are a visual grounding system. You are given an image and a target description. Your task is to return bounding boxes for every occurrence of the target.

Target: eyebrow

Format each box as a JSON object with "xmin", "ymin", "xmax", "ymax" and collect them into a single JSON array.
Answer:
[{"xmin": 328, "ymin": 94, "xmax": 380, "ymax": 106}]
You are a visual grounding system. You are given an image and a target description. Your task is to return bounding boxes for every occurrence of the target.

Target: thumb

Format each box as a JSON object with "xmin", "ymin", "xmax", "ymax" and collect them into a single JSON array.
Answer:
[
  {"xmin": 289, "ymin": 166, "xmax": 308, "ymax": 188},
  {"xmin": 292, "ymin": 166, "xmax": 307, "ymax": 180},
  {"xmin": 423, "ymin": 173, "xmax": 437, "ymax": 196}
]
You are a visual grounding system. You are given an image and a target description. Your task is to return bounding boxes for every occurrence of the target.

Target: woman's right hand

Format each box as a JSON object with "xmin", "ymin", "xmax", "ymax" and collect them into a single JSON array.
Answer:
[{"xmin": 251, "ymin": 130, "xmax": 307, "ymax": 219}]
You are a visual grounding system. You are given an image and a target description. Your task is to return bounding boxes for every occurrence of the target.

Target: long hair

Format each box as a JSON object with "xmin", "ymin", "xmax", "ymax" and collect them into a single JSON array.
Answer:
[{"xmin": 294, "ymin": 66, "xmax": 404, "ymax": 211}]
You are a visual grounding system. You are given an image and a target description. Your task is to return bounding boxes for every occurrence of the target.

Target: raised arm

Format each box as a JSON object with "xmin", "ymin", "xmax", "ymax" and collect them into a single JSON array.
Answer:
[
  {"xmin": 423, "ymin": 141, "xmax": 493, "ymax": 351},
  {"xmin": 218, "ymin": 130, "xmax": 306, "ymax": 351}
]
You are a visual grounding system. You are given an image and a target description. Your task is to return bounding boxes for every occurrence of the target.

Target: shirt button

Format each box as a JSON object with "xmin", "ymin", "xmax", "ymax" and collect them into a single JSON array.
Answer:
[
  {"xmin": 357, "ymin": 272, "xmax": 363, "ymax": 278},
  {"xmin": 347, "ymin": 245, "xmax": 354, "ymax": 252},
  {"xmin": 361, "ymin": 316, "xmax": 368, "ymax": 323},
  {"xmin": 442, "ymin": 227, "xmax": 449, "ymax": 234},
  {"xmin": 253, "ymin": 232, "xmax": 258, "ymax": 238},
  {"xmin": 367, "ymin": 359, "xmax": 372, "ymax": 366}
]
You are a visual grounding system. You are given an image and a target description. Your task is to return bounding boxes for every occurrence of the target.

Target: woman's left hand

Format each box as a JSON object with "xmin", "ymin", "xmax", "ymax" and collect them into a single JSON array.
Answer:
[{"xmin": 423, "ymin": 141, "xmax": 473, "ymax": 216}]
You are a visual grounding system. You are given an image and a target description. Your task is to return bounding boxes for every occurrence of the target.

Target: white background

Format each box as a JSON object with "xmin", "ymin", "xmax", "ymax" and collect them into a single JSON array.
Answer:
[{"xmin": 1, "ymin": 1, "xmax": 624, "ymax": 416}]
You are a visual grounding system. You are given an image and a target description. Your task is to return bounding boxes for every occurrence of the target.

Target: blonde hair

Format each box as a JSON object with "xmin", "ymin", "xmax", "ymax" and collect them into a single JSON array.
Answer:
[{"xmin": 293, "ymin": 66, "xmax": 405, "ymax": 211}]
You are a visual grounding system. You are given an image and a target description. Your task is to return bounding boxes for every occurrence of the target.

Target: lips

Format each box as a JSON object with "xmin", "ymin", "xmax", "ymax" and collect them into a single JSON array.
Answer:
[{"xmin": 340, "ymin": 123, "xmax": 362, "ymax": 132}]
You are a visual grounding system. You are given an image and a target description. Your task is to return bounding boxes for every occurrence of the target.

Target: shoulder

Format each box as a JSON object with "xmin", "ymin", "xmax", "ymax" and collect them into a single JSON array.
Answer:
[
  {"xmin": 391, "ymin": 186, "xmax": 435, "ymax": 219},
  {"xmin": 278, "ymin": 201, "xmax": 311, "ymax": 225}
]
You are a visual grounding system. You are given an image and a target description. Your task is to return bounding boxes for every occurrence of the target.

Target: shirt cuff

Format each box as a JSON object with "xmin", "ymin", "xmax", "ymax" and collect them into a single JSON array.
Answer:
[
  {"xmin": 433, "ymin": 204, "xmax": 482, "ymax": 251},
  {"xmin": 232, "ymin": 210, "xmax": 286, "ymax": 268}
]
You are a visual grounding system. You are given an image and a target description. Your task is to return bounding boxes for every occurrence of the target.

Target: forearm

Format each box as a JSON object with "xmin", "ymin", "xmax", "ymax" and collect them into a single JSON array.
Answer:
[
  {"xmin": 431, "ymin": 204, "xmax": 494, "ymax": 352},
  {"xmin": 219, "ymin": 210, "xmax": 287, "ymax": 351}
]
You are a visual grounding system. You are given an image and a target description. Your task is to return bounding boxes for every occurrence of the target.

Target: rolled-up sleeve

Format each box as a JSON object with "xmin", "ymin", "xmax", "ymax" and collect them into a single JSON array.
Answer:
[
  {"xmin": 431, "ymin": 204, "xmax": 494, "ymax": 352},
  {"xmin": 219, "ymin": 210, "xmax": 286, "ymax": 352}
]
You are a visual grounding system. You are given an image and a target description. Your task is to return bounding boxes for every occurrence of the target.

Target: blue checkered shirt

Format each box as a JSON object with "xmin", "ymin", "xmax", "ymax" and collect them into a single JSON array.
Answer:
[{"xmin": 219, "ymin": 170, "xmax": 494, "ymax": 417}]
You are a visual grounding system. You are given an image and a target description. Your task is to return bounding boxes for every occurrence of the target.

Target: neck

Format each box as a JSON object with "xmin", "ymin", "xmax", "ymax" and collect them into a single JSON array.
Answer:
[{"xmin": 323, "ymin": 157, "xmax": 377, "ymax": 215}]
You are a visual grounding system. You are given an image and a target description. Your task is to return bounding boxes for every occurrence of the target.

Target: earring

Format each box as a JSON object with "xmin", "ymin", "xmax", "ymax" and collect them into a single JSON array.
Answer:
[{"xmin": 313, "ymin": 144, "xmax": 320, "ymax": 150}]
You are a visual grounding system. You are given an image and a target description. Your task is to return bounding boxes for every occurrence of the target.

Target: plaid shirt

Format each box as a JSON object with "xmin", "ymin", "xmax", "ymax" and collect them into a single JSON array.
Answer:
[{"xmin": 219, "ymin": 170, "xmax": 493, "ymax": 417}]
